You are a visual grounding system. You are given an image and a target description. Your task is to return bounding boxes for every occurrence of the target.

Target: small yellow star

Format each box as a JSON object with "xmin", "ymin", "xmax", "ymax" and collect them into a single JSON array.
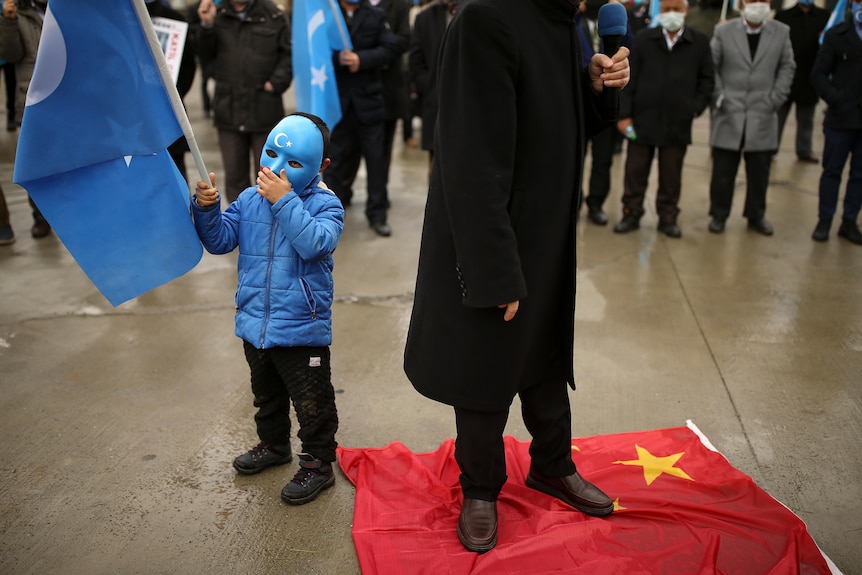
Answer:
[
  {"xmin": 571, "ymin": 444, "xmax": 581, "ymax": 452},
  {"xmin": 614, "ymin": 444, "xmax": 694, "ymax": 486},
  {"xmin": 613, "ymin": 498, "xmax": 625, "ymax": 511}
]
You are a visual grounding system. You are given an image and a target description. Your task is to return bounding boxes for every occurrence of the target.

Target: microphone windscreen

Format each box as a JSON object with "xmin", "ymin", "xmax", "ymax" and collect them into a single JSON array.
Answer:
[{"xmin": 597, "ymin": 3, "xmax": 628, "ymax": 37}]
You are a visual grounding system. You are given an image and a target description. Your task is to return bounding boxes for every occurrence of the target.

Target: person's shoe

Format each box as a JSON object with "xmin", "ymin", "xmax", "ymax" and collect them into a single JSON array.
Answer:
[
  {"xmin": 232, "ymin": 442, "xmax": 293, "ymax": 475},
  {"xmin": 838, "ymin": 220, "xmax": 862, "ymax": 245},
  {"xmin": 797, "ymin": 155, "xmax": 819, "ymax": 164},
  {"xmin": 526, "ymin": 470, "xmax": 614, "ymax": 517},
  {"xmin": 708, "ymin": 218, "xmax": 725, "ymax": 234},
  {"xmin": 0, "ymin": 225, "xmax": 15, "ymax": 245},
  {"xmin": 657, "ymin": 222, "xmax": 682, "ymax": 238},
  {"xmin": 31, "ymin": 219, "xmax": 51, "ymax": 239},
  {"xmin": 587, "ymin": 208, "xmax": 609, "ymax": 226},
  {"xmin": 281, "ymin": 454, "xmax": 335, "ymax": 505},
  {"xmin": 456, "ymin": 498, "xmax": 497, "ymax": 553},
  {"xmin": 811, "ymin": 219, "xmax": 831, "ymax": 242},
  {"xmin": 613, "ymin": 214, "xmax": 640, "ymax": 234},
  {"xmin": 747, "ymin": 218, "xmax": 774, "ymax": 236},
  {"xmin": 6, "ymin": 120, "xmax": 16, "ymax": 132},
  {"xmin": 370, "ymin": 221, "xmax": 391, "ymax": 237}
]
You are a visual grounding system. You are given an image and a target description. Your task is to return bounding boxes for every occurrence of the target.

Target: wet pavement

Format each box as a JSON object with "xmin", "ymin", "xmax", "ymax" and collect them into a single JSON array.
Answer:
[{"xmin": 1, "ymin": 79, "xmax": 861, "ymax": 574}]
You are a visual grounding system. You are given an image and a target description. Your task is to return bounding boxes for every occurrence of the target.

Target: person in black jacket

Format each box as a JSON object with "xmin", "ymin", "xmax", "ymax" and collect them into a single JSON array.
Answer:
[
  {"xmin": 196, "ymin": 0, "xmax": 292, "ymax": 203},
  {"xmin": 775, "ymin": 0, "xmax": 830, "ymax": 163},
  {"xmin": 614, "ymin": 0, "xmax": 714, "ymax": 237},
  {"xmin": 809, "ymin": 1, "xmax": 862, "ymax": 244},
  {"xmin": 326, "ymin": 0, "xmax": 398, "ymax": 236}
]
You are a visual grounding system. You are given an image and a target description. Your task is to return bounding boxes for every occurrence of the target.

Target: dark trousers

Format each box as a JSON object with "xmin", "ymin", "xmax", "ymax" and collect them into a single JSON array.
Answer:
[
  {"xmin": 709, "ymin": 147, "xmax": 773, "ymax": 222},
  {"xmin": 581, "ymin": 126, "xmax": 617, "ymax": 212},
  {"xmin": 621, "ymin": 140, "xmax": 686, "ymax": 224},
  {"xmin": 777, "ymin": 100, "xmax": 816, "ymax": 159},
  {"xmin": 327, "ymin": 107, "xmax": 390, "ymax": 224},
  {"xmin": 453, "ymin": 377, "xmax": 577, "ymax": 502},
  {"xmin": 2, "ymin": 61, "xmax": 15, "ymax": 123},
  {"xmin": 243, "ymin": 342, "xmax": 339, "ymax": 462},
  {"xmin": 217, "ymin": 129, "xmax": 268, "ymax": 203},
  {"xmin": 818, "ymin": 127, "xmax": 862, "ymax": 222}
]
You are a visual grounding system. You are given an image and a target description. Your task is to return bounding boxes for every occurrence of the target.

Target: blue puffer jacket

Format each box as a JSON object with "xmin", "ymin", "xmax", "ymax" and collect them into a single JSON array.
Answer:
[{"xmin": 192, "ymin": 176, "xmax": 344, "ymax": 349}]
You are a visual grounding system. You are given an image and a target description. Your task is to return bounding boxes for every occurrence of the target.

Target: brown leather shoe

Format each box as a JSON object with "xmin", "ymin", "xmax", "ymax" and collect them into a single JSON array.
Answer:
[
  {"xmin": 526, "ymin": 470, "xmax": 614, "ymax": 517},
  {"xmin": 456, "ymin": 498, "xmax": 497, "ymax": 553}
]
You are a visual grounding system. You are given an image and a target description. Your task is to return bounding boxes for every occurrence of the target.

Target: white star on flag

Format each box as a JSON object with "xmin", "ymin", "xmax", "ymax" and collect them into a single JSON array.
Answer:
[{"xmin": 311, "ymin": 65, "xmax": 328, "ymax": 91}]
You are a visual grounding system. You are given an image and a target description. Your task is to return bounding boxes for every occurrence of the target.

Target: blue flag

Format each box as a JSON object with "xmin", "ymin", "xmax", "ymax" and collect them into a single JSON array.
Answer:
[
  {"xmin": 292, "ymin": 0, "xmax": 353, "ymax": 131},
  {"xmin": 821, "ymin": 0, "xmax": 847, "ymax": 42},
  {"xmin": 13, "ymin": 0, "xmax": 202, "ymax": 307}
]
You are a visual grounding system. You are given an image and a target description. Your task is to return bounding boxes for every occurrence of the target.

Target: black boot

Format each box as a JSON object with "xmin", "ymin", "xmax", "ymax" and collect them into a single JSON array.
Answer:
[
  {"xmin": 811, "ymin": 219, "xmax": 831, "ymax": 242},
  {"xmin": 233, "ymin": 442, "xmax": 293, "ymax": 475},
  {"xmin": 838, "ymin": 220, "xmax": 862, "ymax": 245},
  {"xmin": 281, "ymin": 454, "xmax": 335, "ymax": 505}
]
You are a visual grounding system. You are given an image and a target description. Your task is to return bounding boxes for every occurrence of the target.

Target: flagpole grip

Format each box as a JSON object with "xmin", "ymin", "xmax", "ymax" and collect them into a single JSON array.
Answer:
[{"xmin": 130, "ymin": 0, "xmax": 209, "ymax": 191}]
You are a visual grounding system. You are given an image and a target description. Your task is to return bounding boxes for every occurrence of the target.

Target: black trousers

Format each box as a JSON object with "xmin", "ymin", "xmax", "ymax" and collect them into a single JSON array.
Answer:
[
  {"xmin": 581, "ymin": 126, "xmax": 617, "ymax": 212},
  {"xmin": 217, "ymin": 129, "xmax": 268, "ymax": 203},
  {"xmin": 243, "ymin": 342, "xmax": 339, "ymax": 462},
  {"xmin": 621, "ymin": 140, "xmax": 686, "ymax": 224},
  {"xmin": 709, "ymin": 147, "xmax": 773, "ymax": 222},
  {"xmin": 453, "ymin": 377, "xmax": 577, "ymax": 502},
  {"xmin": 327, "ymin": 106, "xmax": 390, "ymax": 224}
]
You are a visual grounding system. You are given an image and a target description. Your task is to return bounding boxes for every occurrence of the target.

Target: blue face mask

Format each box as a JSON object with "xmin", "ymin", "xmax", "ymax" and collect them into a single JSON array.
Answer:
[
  {"xmin": 798, "ymin": 0, "xmax": 813, "ymax": 6},
  {"xmin": 260, "ymin": 115, "xmax": 324, "ymax": 193},
  {"xmin": 853, "ymin": 3, "xmax": 862, "ymax": 23}
]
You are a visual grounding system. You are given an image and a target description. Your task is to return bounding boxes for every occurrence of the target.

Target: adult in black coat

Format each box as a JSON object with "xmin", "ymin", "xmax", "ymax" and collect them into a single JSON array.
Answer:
[
  {"xmin": 775, "ymin": 1, "xmax": 830, "ymax": 162},
  {"xmin": 614, "ymin": 0, "xmax": 714, "ymax": 237},
  {"xmin": 403, "ymin": 0, "xmax": 630, "ymax": 553},
  {"xmin": 196, "ymin": 0, "xmax": 292, "ymax": 203},
  {"xmin": 408, "ymin": 0, "xmax": 456, "ymax": 158},
  {"xmin": 327, "ymin": 0, "xmax": 398, "ymax": 235},
  {"xmin": 375, "ymin": 0, "xmax": 411, "ymax": 181},
  {"xmin": 809, "ymin": 14, "xmax": 862, "ymax": 244}
]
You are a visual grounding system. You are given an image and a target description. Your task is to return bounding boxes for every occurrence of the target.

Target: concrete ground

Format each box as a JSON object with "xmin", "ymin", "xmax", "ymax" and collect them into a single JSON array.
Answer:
[{"xmin": 1, "ymin": 75, "xmax": 860, "ymax": 574}]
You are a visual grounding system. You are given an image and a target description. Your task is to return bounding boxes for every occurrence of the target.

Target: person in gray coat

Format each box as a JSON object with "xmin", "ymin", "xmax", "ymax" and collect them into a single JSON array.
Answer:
[{"xmin": 707, "ymin": 0, "xmax": 795, "ymax": 235}]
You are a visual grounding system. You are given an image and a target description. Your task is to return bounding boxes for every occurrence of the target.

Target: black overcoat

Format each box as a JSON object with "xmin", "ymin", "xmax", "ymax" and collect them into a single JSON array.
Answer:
[
  {"xmin": 811, "ymin": 21, "xmax": 862, "ymax": 130},
  {"xmin": 775, "ymin": 4, "xmax": 830, "ymax": 106},
  {"xmin": 620, "ymin": 26, "xmax": 714, "ymax": 148},
  {"xmin": 408, "ymin": 2, "xmax": 447, "ymax": 151},
  {"xmin": 403, "ymin": 0, "xmax": 610, "ymax": 412}
]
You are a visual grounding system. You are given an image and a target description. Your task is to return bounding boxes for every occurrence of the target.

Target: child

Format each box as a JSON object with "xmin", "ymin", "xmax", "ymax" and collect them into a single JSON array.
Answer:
[{"xmin": 192, "ymin": 112, "xmax": 344, "ymax": 505}]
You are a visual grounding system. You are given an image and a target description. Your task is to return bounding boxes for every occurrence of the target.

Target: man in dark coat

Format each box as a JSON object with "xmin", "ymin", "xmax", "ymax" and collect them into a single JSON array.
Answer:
[
  {"xmin": 196, "ymin": 0, "xmax": 292, "ymax": 203},
  {"xmin": 614, "ymin": 0, "xmax": 714, "ymax": 237},
  {"xmin": 403, "ymin": 0, "xmax": 630, "ymax": 554},
  {"xmin": 326, "ymin": 0, "xmax": 398, "ymax": 236},
  {"xmin": 775, "ymin": 0, "xmax": 830, "ymax": 163},
  {"xmin": 409, "ymin": 0, "xmax": 459, "ymax": 165},
  {"xmin": 809, "ymin": 1, "xmax": 862, "ymax": 244}
]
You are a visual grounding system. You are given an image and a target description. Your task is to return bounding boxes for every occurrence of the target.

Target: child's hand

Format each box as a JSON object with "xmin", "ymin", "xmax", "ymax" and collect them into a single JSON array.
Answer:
[
  {"xmin": 195, "ymin": 172, "xmax": 219, "ymax": 207},
  {"xmin": 257, "ymin": 167, "xmax": 291, "ymax": 204}
]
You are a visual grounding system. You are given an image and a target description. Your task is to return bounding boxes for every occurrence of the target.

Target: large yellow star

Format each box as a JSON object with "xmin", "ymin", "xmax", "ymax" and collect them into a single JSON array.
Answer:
[{"xmin": 614, "ymin": 444, "xmax": 694, "ymax": 486}]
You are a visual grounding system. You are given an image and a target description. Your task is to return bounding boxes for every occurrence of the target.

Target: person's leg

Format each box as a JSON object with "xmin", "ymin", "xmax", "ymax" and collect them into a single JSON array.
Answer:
[
  {"xmin": 29, "ymin": 196, "xmax": 51, "ymax": 238},
  {"xmin": 453, "ymin": 406, "xmax": 509, "ymax": 501},
  {"xmin": 218, "ymin": 129, "xmax": 252, "ymax": 203},
  {"xmin": 818, "ymin": 127, "xmax": 852, "ymax": 223},
  {"xmin": 838, "ymin": 129, "xmax": 862, "ymax": 243},
  {"xmin": 0, "ymin": 182, "xmax": 14, "ymax": 245},
  {"xmin": 360, "ymin": 121, "xmax": 391, "ymax": 227},
  {"xmin": 656, "ymin": 145, "xmax": 686, "ymax": 226},
  {"xmin": 741, "ymin": 150, "xmax": 773, "ymax": 222},
  {"xmin": 586, "ymin": 126, "xmax": 616, "ymax": 216},
  {"xmin": 382, "ymin": 117, "xmax": 398, "ymax": 186},
  {"xmin": 326, "ymin": 110, "xmax": 361, "ymax": 208},
  {"xmin": 776, "ymin": 100, "xmax": 792, "ymax": 156},
  {"xmin": 619, "ymin": 140, "xmax": 654, "ymax": 221},
  {"xmin": 3, "ymin": 62, "xmax": 16, "ymax": 130},
  {"xmin": 795, "ymin": 103, "xmax": 817, "ymax": 160},
  {"xmin": 709, "ymin": 147, "xmax": 741, "ymax": 223}
]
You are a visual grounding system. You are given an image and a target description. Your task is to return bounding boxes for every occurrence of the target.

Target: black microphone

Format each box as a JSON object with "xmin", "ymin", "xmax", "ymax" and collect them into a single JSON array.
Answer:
[{"xmin": 596, "ymin": 2, "xmax": 628, "ymax": 120}]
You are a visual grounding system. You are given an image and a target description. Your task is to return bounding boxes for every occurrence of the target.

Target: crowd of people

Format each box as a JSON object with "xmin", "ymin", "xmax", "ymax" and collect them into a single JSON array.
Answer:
[{"xmin": 0, "ymin": 0, "xmax": 860, "ymax": 555}]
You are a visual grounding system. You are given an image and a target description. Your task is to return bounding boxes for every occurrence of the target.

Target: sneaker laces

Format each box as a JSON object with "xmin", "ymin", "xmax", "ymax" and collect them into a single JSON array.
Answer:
[{"xmin": 248, "ymin": 442, "xmax": 287, "ymax": 460}]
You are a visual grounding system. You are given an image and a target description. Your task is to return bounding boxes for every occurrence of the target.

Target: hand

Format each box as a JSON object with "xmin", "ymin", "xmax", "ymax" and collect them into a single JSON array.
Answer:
[
  {"xmin": 589, "ymin": 46, "xmax": 630, "ymax": 95},
  {"xmin": 198, "ymin": 0, "xmax": 216, "ymax": 26},
  {"xmin": 339, "ymin": 49, "xmax": 360, "ymax": 73},
  {"xmin": 616, "ymin": 118, "xmax": 633, "ymax": 136},
  {"xmin": 257, "ymin": 167, "xmax": 291, "ymax": 204},
  {"xmin": 263, "ymin": 81, "xmax": 275, "ymax": 93},
  {"xmin": 498, "ymin": 300, "xmax": 519, "ymax": 322},
  {"xmin": 2, "ymin": 0, "xmax": 17, "ymax": 19},
  {"xmin": 195, "ymin": 172, "xmax": 220, "ymax": 207}
]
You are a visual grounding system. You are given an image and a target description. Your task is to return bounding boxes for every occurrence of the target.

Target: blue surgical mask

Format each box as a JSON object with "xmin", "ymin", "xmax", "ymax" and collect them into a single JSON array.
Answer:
[
  {"xmin": 798, "ymin": 0, "xmax": 813, "ymax": 6},
  {"xmin": 853, "ymin": 3, "xmax": 862, "ymax": 23},
  {"xmin": 260, "ymin": 115, "xmax": 324, "ymax": 193}
]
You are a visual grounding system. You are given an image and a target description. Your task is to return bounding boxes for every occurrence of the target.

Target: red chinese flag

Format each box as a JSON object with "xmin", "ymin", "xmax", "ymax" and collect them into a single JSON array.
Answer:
[{"xmin": 337, "ymin": 424, "xmax": 837, "ymax": 574}]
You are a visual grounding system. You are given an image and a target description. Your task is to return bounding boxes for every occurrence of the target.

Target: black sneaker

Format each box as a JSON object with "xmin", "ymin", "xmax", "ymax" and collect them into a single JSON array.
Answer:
[
  {"xmin": 281, "ymin": 455, "xmax": 335, "ymax": 505},
  {"xmin": 838, "ymin": 220, "xmax": 862, "ymax": 245},
  {"xmin": 233, "ymin": 442, "xmax": 293, "ymax": 475},
  {"xmin": 812, "ymin": 219, "xmax": 831, "ymax": 242}
]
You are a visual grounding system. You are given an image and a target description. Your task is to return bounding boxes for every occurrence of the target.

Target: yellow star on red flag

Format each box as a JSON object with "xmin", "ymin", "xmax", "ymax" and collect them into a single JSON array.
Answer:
[{"xmin": 614, "ymin": 444, "xmax": 694, "ymax": 486}]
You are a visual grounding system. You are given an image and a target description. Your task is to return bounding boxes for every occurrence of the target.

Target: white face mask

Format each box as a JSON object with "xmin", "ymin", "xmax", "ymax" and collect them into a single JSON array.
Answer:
[
  {"xmin": 658, "ymin": 11, "xmax": 686, "ymax": 32},
  {"xmin": 743, "ymin": 2, "xmax": 771, "ymax": 25}
]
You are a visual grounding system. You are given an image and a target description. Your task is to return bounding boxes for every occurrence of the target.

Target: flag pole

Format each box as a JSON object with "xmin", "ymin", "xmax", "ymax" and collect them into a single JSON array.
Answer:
[
  {"xmin": 130, "ymin": 0, "xmax": 209, "ymax": 192},
  {"xmin": 326, "ymin": 0, "xmax": 351, "ymax": 49},
  {"xmin": 720, "ymin": 0, "xmax": 729, "ymax": 23}
]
